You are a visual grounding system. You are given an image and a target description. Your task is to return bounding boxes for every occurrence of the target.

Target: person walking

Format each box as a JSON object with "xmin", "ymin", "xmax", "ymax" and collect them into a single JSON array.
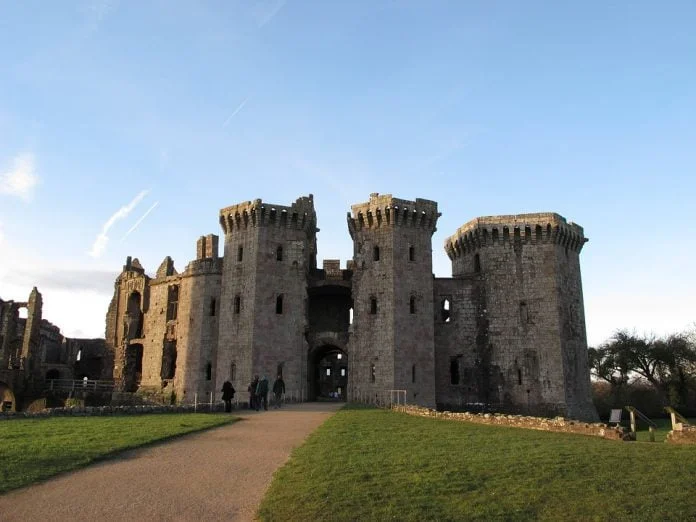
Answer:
[
  {"xmin": 221, "ymin": 381, "xmax": 235, "ymax": 413},
  {"xmin": 248, "ymin": 375, "xmax": 259, "ymax": 410},
  {"xmin": 256, "ymin": 375, "xmax": 269, "ymax": 411},
  {"xmin": 272, "ymin": 374, "xmax": 285, "ymax": 408}
]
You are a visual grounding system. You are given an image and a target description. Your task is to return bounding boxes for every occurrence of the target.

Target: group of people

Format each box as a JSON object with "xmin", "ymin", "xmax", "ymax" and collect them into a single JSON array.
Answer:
[
  {"xmin": 219, "ymin": 374, "xmax": 286, "ymax": 413},
  {"xmin": 248, "ymin": 374, "xmax": 286, "ymax": 411}
]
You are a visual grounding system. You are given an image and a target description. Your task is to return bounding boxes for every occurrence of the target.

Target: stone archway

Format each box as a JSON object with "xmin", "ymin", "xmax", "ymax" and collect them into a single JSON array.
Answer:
[
  {"xmin": 0, "ymin": 381, "xmax": 16, "ymax": 412},
  {"xmin": 308, "ymin": 344, "xmax": 348, "ymax": 401}
]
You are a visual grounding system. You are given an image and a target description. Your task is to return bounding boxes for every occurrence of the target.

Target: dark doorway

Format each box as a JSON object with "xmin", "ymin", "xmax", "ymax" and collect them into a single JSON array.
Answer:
[
  {"xmin": 308, "ymin": 345, "xmax": 347, "ymax": 401},
  {"xmin": 124, "ymin": 343, "xmax": 144, "ymax": 392},
  {"xmin": 46, "ymin": 369, "xmax": 60, "ymax": 381}
]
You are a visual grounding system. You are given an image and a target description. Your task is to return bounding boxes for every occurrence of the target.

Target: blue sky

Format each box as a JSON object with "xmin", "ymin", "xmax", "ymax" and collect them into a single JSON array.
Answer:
[{"xmin": 1, "ymin": 0, "xmax": 694, "ymax": 343}]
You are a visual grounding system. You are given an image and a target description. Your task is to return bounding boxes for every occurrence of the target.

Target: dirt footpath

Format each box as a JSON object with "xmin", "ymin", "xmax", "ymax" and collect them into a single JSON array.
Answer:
[{"xmin": 0, "ymin": 402, "xmax": 343, "ymax": 522}]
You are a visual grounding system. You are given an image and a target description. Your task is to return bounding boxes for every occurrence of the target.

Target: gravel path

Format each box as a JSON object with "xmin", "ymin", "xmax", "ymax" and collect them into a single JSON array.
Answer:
[{"xmin": 0, "ymin": 402, "xmax": 343, "ymax": 521}]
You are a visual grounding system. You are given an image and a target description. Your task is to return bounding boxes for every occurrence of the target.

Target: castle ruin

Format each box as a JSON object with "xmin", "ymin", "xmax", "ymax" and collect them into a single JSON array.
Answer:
[{"xmin": 105, "ymin": 193, "xmax": 598, "ymax": 421}]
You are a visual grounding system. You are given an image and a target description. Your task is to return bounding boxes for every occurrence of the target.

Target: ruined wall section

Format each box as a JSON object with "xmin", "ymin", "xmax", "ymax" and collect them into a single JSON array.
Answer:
[
  {"xmin": 433, "ymin": 277, "xmax": 481, "ymax": 408},
  {"xmin": 105, "ymin": 257, "xmax": 150, "ymax": 391},
  {"xmin": 444, "ymin": 213, "xmax": 598, "ymax": 421},
  {"xmin": 348, "ymin": 194, "xmax": 439, "ymax": 407},
  {"xmin": 218, "ymin": 196, "xmax": 316, "ymax": 397}
]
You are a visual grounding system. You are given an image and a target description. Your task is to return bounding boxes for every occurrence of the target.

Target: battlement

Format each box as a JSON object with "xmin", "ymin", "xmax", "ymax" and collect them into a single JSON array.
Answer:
[
  {"xmin": 347, "ymin": 193, "xmax": 440, "ymax": 238},
  {"xmin": 444, "ymin": 212, "xmax": 587, "ymax": 259},
  {"xmin": 219, "ymin": 195, "xmax": 317, "ymax": 235}
]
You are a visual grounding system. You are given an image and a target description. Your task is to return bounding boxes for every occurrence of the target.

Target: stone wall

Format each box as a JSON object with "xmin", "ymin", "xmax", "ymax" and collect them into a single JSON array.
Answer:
[
  {"xmin": 666, "ymin": 424, "xmax": 696, "ymax": 444},
  {"xmin": 0, "ymin": 403, "xmax": 227, "ymax": 421},
  {"xmin": 393, "ymin": 404, "xmax": 628, "ymax": 441}
]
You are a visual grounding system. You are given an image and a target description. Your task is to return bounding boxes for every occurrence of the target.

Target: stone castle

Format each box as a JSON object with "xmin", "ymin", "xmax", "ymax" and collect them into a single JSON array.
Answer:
[{"xmin": 105, "ymin": 193, "xmax": 598, "ymax": 421}]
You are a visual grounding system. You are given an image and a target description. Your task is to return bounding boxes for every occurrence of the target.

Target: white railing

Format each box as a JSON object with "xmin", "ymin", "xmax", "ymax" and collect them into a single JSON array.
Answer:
[
  {"xmin": 46, "ymin": 379, "xmax": 115, "ymax": 393},
  {"xmin": 351, "ymin": 389, "xmax": 408, "ymax": 408}
]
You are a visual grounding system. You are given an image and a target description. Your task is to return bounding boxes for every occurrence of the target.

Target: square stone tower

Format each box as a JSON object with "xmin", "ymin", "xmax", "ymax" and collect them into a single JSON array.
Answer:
[{"xmin": 348, "ymin": 193, "xmax": 440, "ymax": 407}]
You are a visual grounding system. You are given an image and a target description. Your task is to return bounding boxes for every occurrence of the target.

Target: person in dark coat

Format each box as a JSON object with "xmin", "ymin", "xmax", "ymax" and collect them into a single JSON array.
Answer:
[
  {"xmin": 256, "ymin": 375, "xmax": 269, "ymax": 411},
  {"xmin": 221, "ymin": 381, "xmax": 235, "ymax": 413},
  {"xmin": 272, "ymin": 375, "xmax": 285, "ymax": 408},
  {"xmin": 248, "ymin": 375, "xmax": 259, "ymax": 410}
]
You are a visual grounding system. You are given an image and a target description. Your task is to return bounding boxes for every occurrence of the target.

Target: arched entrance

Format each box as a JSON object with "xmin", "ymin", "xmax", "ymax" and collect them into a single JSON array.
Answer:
[
  {"xmin": 308, "ymin": 345, "xmax": 347, "ymax": 401},
  {"xmin": 46, "ymin": 369, "xmax": 60, "ymax": 381},
  {"xmin": 0, "ymin": 381, "xmax": 16, "ymax": 412}
]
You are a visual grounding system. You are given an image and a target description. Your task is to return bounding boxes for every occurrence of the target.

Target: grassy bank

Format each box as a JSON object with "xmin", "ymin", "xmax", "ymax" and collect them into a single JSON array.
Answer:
[
  {"xmin": 258, "ymin": 405, "xmax": 696, "ymax": 521},
  {"xmin": 0, "ymin": 413, "xmax": 235, "ymax": 493}
]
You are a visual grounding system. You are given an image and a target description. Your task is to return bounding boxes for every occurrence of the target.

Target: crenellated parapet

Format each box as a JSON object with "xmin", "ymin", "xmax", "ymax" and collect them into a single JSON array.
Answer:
[
  {"xmin": 444, "ymin": 212, "xmax": 587, "ymax": 260},
  {"xmin": 219, "ymin": 195, "xmax": 317, "ymax": 236},
  {"xmin": 347, "ymin": 193, "xmax": 440, "ymax": 238}
]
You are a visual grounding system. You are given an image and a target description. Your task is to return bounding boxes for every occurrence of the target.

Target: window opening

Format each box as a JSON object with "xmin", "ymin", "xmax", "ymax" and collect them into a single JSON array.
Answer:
[
  {"xmin": 276, "ymin": 294, "xmax": 284, "ymax": 314},
  {"xmin": 205, "ymin": 362, "xmax": 212, "ymax": 381},
  {"xmin": 441, "ymin": 298, "xmax": 451, "ymax": 323},
  {"xmin": 410, "ymin": 296, "xmax": 416, "ymax": 314},
  {"xmin": 349, "ymin": 307, "xmax": 354, "ymax": 325},
  {"xmin": 341, "ymin": 368, "xmax": 346, "ymax": 377},
  {"xmin": 234, "ymin": 295, "xmax": 241, "ymax": 314},
  {"xmin": 76, "ymin": 349, "xmax": 82, "ymax": 362},
  {"xmin": 450, "ymin": 358, "xmax": 460, "ymax": 385},
  {"xmin": 230, "ymin": 362, "xmax": 236, "ymax": 381},
  {"xmin": 276, "ymin": 245, "xmax": 283, "ymax": 261},
  {"xmin": 412, "ymin": 364, "xmax": 416, "ymax": 383},
  {"xmin": 373, "ymin": 246, "xmax": 380, "ymax": 261},
  {"xmin": 237, "ymin": 246, "xmax": 243, "ymax": 262},
  {"xmin": 166, "ymin": 285, "xmax": 179, "ymax": 321},
  {"xmin": 520, "ymin": 301, "xmax": 528, "ymax": 324},
  {"xmin": 518, "ymin": 369, "xmax": 523, "ymax": 385},
  {"xmin": 370, "ymin": 363, "xmax": 376, "ymax": 383},
  {"xmin": 474, "ymin": 253, "xmax": 481, "ymax": 273},
  {"xmin": 210, "ymin": 297, "xmax": 217, "ymax": 317},
  {"xmin": 277, "ymin": 362, "xmax": 284, "ymax": 378},
  {"xmin": 409, "ymin": 246, "xmax": 415, "ymax": 261},
  {"xmin": 370, "ymin": 297, "xmax": 377, "ymax": 315}
]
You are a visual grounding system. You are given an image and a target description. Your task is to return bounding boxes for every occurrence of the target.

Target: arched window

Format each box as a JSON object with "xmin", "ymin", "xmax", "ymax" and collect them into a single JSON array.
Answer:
[
  {"xmin": 535, "ymin": 225, "xmax": 543, "ymax": 241},
  {"xmin": 492, "ymin": 228, "xmax": 499, "ymax": 242},
  {"xmin": 276, "ymin": 245, "xmax": 283, "ymax": 261},
  {"xmin": 373, "ymin": 246, "xmax": 380, "ymax": 261},
  {"xmin": 276, "ymin": 294, "xmax": 284, "ymax": 314},
  {"xmin": 409, "ymin": 296, "xmax": 416, "ymax": 314}
]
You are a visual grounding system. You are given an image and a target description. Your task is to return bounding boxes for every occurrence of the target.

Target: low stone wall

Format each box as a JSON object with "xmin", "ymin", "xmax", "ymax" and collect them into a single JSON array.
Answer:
[
  {"xmin": 0, "ymin": 403, "xmax": 227, "ymax": 420},
  {"xmin": 393, "ymin": 405, "xmax": 629, "ymax": 441},
  {"xmin": 665, "ymin": 424, "xmax": 696, "ymax": 444}
]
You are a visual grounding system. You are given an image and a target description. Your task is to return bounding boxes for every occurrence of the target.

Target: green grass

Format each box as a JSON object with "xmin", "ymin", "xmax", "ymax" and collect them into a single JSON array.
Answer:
[
  {"xmin": 0, "ymin": 413, "xmax": 235, "ymax": 494},
  {"xmin": 258, "ymin": 405, "xmax": 696, "ymax": 521}
]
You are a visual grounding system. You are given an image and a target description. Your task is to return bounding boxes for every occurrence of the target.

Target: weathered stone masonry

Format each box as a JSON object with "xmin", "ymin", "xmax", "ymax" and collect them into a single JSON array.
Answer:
[{"xmin": 105, "ymin": 193, "xmax": 599, "ymax": 421}]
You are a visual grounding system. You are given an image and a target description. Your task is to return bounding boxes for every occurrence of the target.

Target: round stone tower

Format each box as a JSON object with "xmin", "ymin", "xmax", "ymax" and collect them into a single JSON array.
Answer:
[{"xmin": 444, "ymin": 213, "xmax": 598, "ymax": 421}]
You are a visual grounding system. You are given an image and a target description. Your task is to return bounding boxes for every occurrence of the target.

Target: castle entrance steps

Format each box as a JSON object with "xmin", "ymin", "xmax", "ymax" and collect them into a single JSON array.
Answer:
[{"xmin": 0, "ymin": 402, "xmax": 344, "ymax": 522}]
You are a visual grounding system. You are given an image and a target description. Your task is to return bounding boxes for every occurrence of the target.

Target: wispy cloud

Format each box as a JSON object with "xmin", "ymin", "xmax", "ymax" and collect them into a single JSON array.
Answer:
[
  {"xmin": 0, "ymin": 153, "xmax": 39, "ymax": 201},
  {"xmin": 223, "ymin": 97, "xmax": 250, "ymax": 127},
  {"xmin": 121, "ymin": 201, "xmax": 159, "ymax": 240},
  {"xmin": 89, "ymin": 190, "xmax": 148, "ymax": 258},
  {"xmin": 255, "ymin": 0, "xmax": 286, "ymax": 28}
]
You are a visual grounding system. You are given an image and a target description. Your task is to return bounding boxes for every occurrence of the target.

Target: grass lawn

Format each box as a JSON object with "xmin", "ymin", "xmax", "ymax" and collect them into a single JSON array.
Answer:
[
  {"xmin": 258, "ymin": 405, "xmax": 696, "ymax": 521},
  {"xmin": 0, "ymin": 413, "xmax": 235, "ymax": 494}
]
